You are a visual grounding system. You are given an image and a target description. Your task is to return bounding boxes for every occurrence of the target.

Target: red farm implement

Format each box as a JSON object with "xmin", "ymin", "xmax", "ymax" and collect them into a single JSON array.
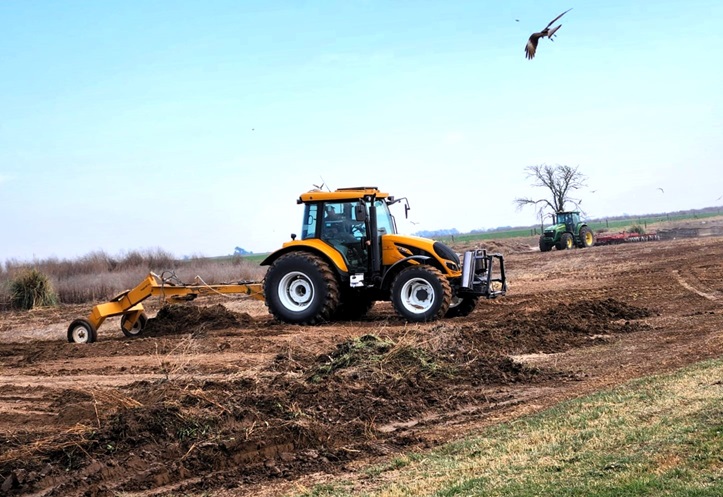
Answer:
[{"xmin": 594, "ymin": 231, "xmax": 660, "ymax": 246}]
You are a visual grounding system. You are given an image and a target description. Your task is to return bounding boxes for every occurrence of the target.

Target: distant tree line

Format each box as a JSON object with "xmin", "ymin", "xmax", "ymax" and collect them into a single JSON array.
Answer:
[
  {"xmin": 413, "ymin": 228, "xmax": 460, "ymax": 238},
  {"xmin": 234, "ymin": 247, "xmax": 252, "ymax": 256}
]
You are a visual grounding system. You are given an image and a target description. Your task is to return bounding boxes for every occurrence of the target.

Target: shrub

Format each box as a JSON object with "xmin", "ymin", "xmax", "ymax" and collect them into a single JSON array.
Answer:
[{"xmin": 9, "ymin": 269, "xmax": 59, "ymax": 310}]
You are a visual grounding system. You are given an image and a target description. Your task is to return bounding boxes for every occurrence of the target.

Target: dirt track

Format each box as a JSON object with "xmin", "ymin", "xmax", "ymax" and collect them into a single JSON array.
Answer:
[{"xmin": 1, "ymin": 235, "xmax": 722, "ymax": 496}]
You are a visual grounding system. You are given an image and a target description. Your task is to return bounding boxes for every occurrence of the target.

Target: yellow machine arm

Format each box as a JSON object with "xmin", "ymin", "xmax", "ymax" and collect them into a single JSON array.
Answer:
[{"xmin": 67, "ymin": 272, "xmax": 264, "ymax": 344}]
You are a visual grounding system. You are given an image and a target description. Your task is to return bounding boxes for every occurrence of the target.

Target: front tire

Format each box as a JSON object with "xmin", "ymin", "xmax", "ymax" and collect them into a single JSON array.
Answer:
[
  {"xmin": 445, "ymin": 295, "xmax": 478, "ymax": 318},
  {"xmin": 391, "ymin": 265, "xmax": 451, "ymax": 322},
  {"xmin": 68, "ymin": 319, "xmax": 97, "ymax": 344},
  {"xmin": 578, "ymin": 226, "xmax": 595, "ymax": 248},
  {"xmin": 263, "ymin": 252, "xmax": 340, "ymax": 325},
  {"xmin": 539, "ymin": 236, "xmax": 553, "ymax": 252},
  {"xmin": 557, "ymin": 233, "xmax": 574, "ymax": 250}
]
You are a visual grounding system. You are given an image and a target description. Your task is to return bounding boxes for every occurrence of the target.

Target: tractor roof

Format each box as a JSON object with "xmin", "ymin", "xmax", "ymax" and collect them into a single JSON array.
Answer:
[{"xmin": 298, "ymin": 187, "xmax": 390, "ymax": 203}]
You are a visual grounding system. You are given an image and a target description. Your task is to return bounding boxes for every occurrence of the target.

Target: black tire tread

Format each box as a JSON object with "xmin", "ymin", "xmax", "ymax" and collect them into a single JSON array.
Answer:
[
  {"xmin": 578, "ymin": 226, "xmax": 594, "ymax": 248},
  {"xmin": 445, "ymin": 296, "xmax": 478, "ymax": 318},
  {"xmin": 539, "ymin": 236, "xmax": 552, "ymax": 252},
  {"xmin": 67, "ymin": 318, "xmax": 97, "ymax": 344},
  {"xmin": 121, "ymin": 313, "xmax": 148, "ymax": 338},
  {"xmin": 558, "ymin": 232, "xmax": 573, "ymax": 250},
  {"xmin": 263, "ymin": 252, "xmax": 340, "ymax": 325}
]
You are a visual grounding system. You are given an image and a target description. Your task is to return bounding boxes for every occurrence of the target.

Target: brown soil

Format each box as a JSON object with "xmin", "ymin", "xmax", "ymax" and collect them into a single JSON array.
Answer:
[{"xmin": 1, "ymin": 235, "xmax": 722, "ymax": 496}]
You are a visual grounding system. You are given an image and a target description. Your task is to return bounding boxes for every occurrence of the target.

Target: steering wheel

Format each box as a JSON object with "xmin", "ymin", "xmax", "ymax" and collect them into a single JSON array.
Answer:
[{"xmin": 350, "ymin": 223, "xmax": 365, "ymax": 236}]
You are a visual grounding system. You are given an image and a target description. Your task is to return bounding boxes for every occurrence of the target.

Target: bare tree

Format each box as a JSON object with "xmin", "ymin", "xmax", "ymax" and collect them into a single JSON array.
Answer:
[{"xmin": 515, "ymin": 164, "xmax": 587, "ymax": 216}]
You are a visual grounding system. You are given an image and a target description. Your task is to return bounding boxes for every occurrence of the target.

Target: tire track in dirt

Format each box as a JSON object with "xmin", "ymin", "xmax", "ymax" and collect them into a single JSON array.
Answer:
[
  {"xmin": 673, "ymin": 270, "xmax": 720, "ymax": 302},
  {"xmin": 673, "ymin": 269, "xmax": 721, "ymax": 303}
]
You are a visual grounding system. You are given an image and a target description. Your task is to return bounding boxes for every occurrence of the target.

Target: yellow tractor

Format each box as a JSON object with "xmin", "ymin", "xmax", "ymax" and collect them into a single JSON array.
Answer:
[
  {"xmin": 261, "ymin": 186, "xmax": 506, "ymax": 324},
  {"xmin": 67, "ymin": 187, "xmax": 506, "ymax": 343}
]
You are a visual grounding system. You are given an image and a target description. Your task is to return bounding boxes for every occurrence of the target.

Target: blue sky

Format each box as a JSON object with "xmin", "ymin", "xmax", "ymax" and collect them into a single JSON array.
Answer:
[{"xmin": 1, "ymin": 0, "xmax": 721, "ymax": 261}]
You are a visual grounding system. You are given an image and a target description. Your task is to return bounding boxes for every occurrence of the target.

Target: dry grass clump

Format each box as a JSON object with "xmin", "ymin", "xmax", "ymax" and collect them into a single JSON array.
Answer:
[
  {"xmin": 8, "ymin": 268, "xmax": 59, "ymax": 310},
  {"xmin": 0, "ymin": 248, "xmax": 266, "ymax": 307}
]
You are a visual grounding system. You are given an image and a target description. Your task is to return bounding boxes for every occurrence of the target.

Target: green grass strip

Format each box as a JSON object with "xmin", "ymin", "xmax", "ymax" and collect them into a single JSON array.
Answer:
[{"xmin": 293, "ymin": 359, "xmax": 723, "ymax": 497}]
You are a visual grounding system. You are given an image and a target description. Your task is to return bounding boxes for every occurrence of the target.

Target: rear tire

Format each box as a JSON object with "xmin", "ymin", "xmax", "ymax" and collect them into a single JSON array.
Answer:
[
  {"xmin": 391, "ymin": 265, "xmax": 451, "ymax": 322},
  {"xmin": 68, "ymin": 319, "xmax": 97, "ymax": 344},
  {"xmin": 445, "ymin": 295, "xmax": 478, "ymax": 318},
  {"xmin": 121, "ymin": 313, "xmax": 148, "ymax": 338},
  {"xmin": 264, "ymin": 252, "xmax": 340, "ymax": 325}
]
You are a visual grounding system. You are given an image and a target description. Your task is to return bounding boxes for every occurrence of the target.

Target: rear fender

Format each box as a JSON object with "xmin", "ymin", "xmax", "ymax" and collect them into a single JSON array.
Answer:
[{"xmin": 260, "ymin": 240, "xmax": 349, "ymax": 275}]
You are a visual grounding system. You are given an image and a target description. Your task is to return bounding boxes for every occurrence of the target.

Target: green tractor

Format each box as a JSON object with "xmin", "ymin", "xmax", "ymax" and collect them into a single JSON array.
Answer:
[{"xmin": 539, "ymin": 211, "xmax": 595, "ymax": 252}]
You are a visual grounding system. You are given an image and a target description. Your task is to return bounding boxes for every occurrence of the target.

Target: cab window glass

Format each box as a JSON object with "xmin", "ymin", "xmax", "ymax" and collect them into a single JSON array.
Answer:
[
  {"xmin": 375, "ymin": 200, "xmax": 395, "ymax": 235},
  {"xmin": 301, "ymin": 204, "xmax": 318, "ymax": 240},
  {"xmin": 322, "ymin": 202, "xmax": 363, "ymax": 241}
]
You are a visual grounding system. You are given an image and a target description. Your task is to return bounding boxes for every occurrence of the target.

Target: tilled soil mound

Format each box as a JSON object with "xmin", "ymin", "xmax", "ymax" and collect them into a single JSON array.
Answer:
[
  {"xmin": 144, "ymin": 304, "xmax": 255, "ymax": 336},
  {"xmin": 501, "ymin": 298, "xmax": 654, "ymax": 353},
  {"xmin": 0, "ymin": 297, "xmax": 652, "ymax": 496}
]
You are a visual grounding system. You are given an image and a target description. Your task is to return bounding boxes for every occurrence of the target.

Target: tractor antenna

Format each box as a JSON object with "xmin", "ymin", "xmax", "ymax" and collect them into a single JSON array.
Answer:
[{"xmin": 316, "ymin": 176, "xmax": 331, "ymax": 191}]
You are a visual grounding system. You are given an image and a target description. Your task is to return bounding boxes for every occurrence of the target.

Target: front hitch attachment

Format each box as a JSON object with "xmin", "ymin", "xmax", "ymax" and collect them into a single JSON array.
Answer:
[{"xmin": 460, "ymin": 249, "xmax": 507, "ymax": 298}]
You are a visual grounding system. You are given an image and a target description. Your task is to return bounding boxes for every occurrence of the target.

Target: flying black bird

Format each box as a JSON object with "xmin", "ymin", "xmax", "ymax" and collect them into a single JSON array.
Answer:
[
  {"xmin": 658, "ymin": 188, "xmax": 665, "ymax": 193},
  {"xmin": 525, "ymin": 8, "xmax": 572, "ymax": 60}
]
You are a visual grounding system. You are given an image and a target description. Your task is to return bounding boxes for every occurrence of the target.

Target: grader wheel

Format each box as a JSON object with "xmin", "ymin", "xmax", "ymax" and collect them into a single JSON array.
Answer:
[
  {"xmin": 67, "ymin": 319, "xmax": 97, "ymax": 344},
  {"xmin": 120, "ymin": 313, "xmax": 149, "ymax": 338}
]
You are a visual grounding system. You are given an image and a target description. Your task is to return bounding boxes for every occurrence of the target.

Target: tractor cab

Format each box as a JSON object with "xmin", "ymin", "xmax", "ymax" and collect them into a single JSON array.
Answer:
[
  {"xmin": 554, "ymin": 211, "xmax": 580, "ymax": 233},
  {"xmin": 297, "ymin": 189, "xmax": 399, "ymax": 273}
]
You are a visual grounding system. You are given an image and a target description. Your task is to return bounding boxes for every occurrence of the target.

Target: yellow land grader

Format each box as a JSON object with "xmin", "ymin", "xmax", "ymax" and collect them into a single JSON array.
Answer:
[
  {"xmin": 68, "ymin": 187, "xmax": 507, "ymax": 343},
  {"xmin": 66, "ymin": 273, "xmax": 265, "ymax": 343}
]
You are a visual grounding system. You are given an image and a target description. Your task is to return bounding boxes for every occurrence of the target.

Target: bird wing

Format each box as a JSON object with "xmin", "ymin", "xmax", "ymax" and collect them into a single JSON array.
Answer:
[
  {"xmin": 544, "ymin": 8, "xmax": 572, "ymax": 30},
  {"xmin": 525, "ymin": 33, "xmax": 541, "ymax": 59},
  {"xmin": 546, "ymin": 24, "xmax": 562, "ymax": 39}
]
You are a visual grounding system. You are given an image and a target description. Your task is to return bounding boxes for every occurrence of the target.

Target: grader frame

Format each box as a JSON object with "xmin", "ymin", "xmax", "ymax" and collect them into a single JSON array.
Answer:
[{"xmin": 67, "ymin": 272, "xmax": 264, "ymax": 343}]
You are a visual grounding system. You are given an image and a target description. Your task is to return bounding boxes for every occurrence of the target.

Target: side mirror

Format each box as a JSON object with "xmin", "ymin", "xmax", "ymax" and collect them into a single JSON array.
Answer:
[{"xmin": 354, "ymin": 203, "xmax": 367, "ymax": 222}]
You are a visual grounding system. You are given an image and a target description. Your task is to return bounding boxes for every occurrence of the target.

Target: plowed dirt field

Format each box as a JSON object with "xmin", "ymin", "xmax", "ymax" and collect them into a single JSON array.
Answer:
[{"xmin": 1, "ymin": 235, "xmax": 722, "ymax": 496}]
